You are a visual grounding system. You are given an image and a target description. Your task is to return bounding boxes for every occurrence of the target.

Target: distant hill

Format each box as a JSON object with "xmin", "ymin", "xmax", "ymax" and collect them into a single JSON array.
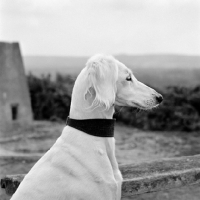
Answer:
[{"xmin": 23, "ymin": 55, "xmax": 200, "ymax": 89}]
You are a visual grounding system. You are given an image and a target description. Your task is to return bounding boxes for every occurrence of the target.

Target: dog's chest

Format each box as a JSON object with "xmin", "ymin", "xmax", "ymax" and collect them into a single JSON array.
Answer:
[{"xmin": 56, "ymin": 126, "xmax": 116, "ymax": 174}]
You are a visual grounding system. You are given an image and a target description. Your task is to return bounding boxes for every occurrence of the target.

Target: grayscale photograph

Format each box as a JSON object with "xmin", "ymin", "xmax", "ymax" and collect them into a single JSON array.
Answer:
[{"xmin": 0, "ymin": 0, "xmax": 200, "ymax": 200}]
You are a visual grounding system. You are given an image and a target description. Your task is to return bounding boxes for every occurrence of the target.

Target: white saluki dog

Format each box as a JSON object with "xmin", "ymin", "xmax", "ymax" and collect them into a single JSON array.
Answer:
[{"xmin": 11, "ymin": 55, "xmax": 163, "ymax": 200}]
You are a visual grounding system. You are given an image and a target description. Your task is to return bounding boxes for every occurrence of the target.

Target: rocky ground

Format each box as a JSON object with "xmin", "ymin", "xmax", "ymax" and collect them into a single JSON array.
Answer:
[{"xmin": 1, "ymin": 121, "xmax": 200, "ymax": 200}]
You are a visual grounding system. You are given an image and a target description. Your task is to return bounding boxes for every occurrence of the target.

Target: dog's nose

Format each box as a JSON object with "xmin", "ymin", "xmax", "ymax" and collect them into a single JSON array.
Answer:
[{"xmin": 156, "ymin": 95, "xmax": 163, "ymax": 103}]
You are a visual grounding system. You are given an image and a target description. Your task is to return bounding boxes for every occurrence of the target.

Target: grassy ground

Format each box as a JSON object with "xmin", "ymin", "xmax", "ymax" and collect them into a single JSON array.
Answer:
[{"xmin": 1, "ymin": 121, "xmax": 200, "ymax": 199}]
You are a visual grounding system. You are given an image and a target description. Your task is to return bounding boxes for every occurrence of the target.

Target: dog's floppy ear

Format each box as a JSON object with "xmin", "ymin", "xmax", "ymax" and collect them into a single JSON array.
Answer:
[{"xmin": 85, "ymin": 55, "xmax": 118, "ymax": 110}]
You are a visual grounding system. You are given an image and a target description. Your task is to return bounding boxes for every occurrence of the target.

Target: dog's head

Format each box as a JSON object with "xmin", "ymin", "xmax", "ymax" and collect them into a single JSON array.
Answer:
[{"xmin": 84, "ymin": 54, "xmax": 163, "ymax": 110}]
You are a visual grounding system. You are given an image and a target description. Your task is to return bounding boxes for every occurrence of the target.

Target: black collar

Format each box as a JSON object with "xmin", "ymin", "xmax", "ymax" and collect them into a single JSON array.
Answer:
[{"xmin": 66, "ymin": 117, "xmax": 115, "ymax": 137}]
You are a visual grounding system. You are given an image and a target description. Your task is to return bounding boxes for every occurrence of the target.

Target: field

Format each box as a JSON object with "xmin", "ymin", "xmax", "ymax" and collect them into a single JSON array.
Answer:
[
  {"xmin": 23, "ymin": 55, "xmax": 200, "ymax": 89},
  {"xmin": 1, "ymin": 121, "xmax": 200, "ymax": 200}
]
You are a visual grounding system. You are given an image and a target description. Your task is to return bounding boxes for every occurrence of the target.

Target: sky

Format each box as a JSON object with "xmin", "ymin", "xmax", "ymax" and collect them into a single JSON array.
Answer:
[{"xmin": 1, "ymin": 0, "xmax": 200, "ymax": 56}]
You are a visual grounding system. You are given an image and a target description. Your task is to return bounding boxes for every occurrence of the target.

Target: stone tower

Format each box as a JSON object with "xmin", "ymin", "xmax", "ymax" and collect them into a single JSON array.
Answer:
[{"xmin": 0, "ymin": 42, "xmax": 32, "ymax": 132}]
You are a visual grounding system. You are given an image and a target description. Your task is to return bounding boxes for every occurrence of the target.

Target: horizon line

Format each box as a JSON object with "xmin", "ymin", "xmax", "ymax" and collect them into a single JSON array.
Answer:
[{"xmin": 22, "ymin": 53, "xmax": 200, "ymax": 57}]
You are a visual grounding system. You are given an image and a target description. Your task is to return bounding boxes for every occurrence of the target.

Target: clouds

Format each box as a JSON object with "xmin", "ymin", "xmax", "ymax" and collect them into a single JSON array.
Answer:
[{"xmin": 1, "ymin": 0, "xmax": 200, "ymax": 56}]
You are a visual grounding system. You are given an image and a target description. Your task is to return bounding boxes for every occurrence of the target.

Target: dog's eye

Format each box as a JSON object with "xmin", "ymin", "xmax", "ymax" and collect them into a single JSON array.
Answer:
[{"xmin": 126, "ymin": 76, "xmax": 132, "ymax": 81}]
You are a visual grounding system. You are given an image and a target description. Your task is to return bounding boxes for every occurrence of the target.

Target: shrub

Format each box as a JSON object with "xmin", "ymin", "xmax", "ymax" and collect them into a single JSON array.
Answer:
[
  {"xmin": 115, "ymin": 86, "xmax": 200, "ymax": 131},
  {"xmin": 27, "ymin": 73, "xmax": 200, "ymax": 132},
  {"xmin": 27, "ymin": 73, "xmax": 73, "ymax": 121}
]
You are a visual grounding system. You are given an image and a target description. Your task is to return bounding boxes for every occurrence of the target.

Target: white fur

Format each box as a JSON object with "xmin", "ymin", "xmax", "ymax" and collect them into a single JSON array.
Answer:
[{"xmin": 11, "ymin": 54, "xmax": 162, "ymax": 200}]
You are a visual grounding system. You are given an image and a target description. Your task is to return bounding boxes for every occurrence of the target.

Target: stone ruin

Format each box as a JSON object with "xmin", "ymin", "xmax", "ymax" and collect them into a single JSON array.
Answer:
[{"xmin": 0, "ymin": 42, "xmax": 32, "ymax": 132}]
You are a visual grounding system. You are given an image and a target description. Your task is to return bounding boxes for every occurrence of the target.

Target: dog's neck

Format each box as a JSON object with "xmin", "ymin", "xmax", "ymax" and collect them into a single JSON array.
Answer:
[{"xmin": 69, "ymin": 68, "xmax": 115, "ymax": 120}]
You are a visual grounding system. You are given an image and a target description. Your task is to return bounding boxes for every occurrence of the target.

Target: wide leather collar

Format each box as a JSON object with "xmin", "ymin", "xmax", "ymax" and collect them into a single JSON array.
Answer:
[{"xmin": 66, "ymin": 117, "xmax": 115, "ymax": 137}]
